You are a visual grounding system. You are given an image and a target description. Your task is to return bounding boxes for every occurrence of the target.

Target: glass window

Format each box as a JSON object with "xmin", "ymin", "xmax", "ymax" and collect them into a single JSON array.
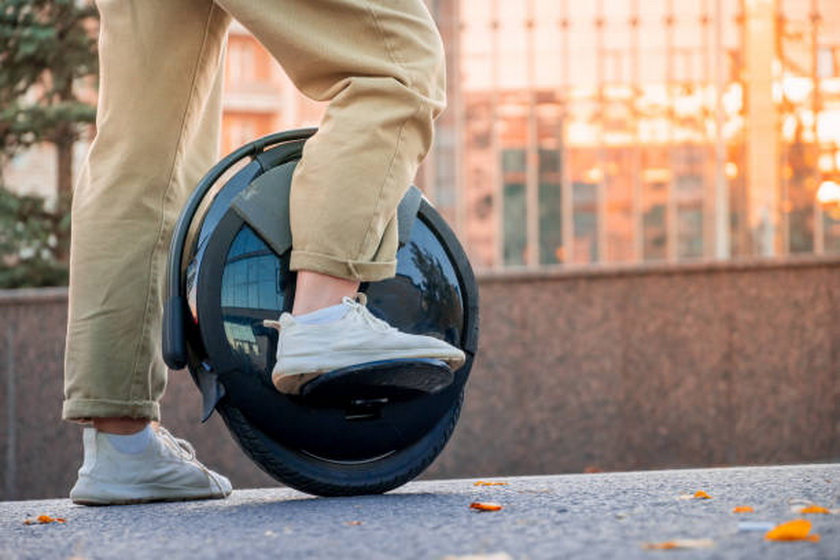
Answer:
[
  {"xmin": 675, "ymin": 173, "xmax": 705, "ymax": 259},
  {"xmin": 641, "ymin": 146, "xmax": 670, "ymax": 261},
  {"xmin": 567, "ymin": 144, "xmax": 601, "ymax": 264},
  {"xmin": 573, "ymin": 182, "xmax": 599, "ymax": 264},
  {"xmin": 499, "ymin": 91, "xmax": 529, "ymax": 266},
  {"xmin": 501, "ymin": 149, "xmax": 526, "ymax": 174},
  {"xmin": 497, "ymin": 2, "xmax": 528, "ymax": 90},
  {"xmin": 604, "ymin": 149, "xmax": 634, "ymax": 263},
  {"xmin": 537, "ymin": 95, "xmax": 564, "ymax": 264},
  {"xmin": 460, "ymin": 1, "xmax": 494, "ymax": 91},
  {"xmin": 825, "ymin": 210, "xmax": 840, "ymax": 253},
  {"xmin": 539, "ymin": 150, "xmax": 562, "ymax": 264},
  {"xmin": 503, "ymin": 182, "xmax": 527, "ymax": 266},
  {"xmin": 673, "ymin": 145, "xmax": 707, "ymax": 259},
  {"xmin": 567, "ymin": 2, "xmax": 599, "ymax": 89}
]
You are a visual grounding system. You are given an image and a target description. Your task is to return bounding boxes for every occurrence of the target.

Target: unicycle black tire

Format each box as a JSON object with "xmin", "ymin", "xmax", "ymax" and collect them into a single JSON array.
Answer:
[{"xmin": 215, "ymin": 389, "xmax": 464, "ymax": 496}]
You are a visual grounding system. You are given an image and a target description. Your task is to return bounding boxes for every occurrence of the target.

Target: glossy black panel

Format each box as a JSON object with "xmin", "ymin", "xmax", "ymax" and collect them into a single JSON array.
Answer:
[
  {"xmin": 197, "ymin": 160, "xmax": 262, "ymax": 250},
  {"xmin": 185, "ymin": 160, "xmax": 262, "ymax": 323},
  {"xmin": 219, "ymin": 225, "xmax": 292, "ymax": 374},
  {"xmin": 188, "ymin": 216, "xmax": 467, "ymax": 462},
  {"xmin": 366, "ymin": 216, "xmax": 464, "ymax": 347}
]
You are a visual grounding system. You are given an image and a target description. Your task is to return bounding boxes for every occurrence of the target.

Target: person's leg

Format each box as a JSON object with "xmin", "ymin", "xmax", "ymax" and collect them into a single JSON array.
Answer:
[
  {"xmin": 291, "ymin": 271, "xmax": 359, "ymax": 316},
  {"xmin": 65, "ymin": 0, "xmax": 232, "ymax": 504},
  {"xmin": 218, "ymin": 0, "xmax": 464, "ymax": 392},
  {"xmin": 216, "ymin": 0, "xmax": 447, "ymax": 282},
  {"xmin": 65, "ymin": 0, "xmax": 230, "ymax": 423}
]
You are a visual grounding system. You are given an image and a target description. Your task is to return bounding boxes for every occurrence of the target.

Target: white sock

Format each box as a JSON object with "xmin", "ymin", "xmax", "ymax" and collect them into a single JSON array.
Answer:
[
  {"xmin": 294, "ymin": 303, "xmax": 347, "ymax": 325},
  {"xmin": 105, "ymin": 424, "xmax": 154, "ymax": 455}
]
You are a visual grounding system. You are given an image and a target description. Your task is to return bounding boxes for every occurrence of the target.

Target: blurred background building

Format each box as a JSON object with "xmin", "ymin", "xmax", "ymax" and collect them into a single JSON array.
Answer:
[
  {"xmin": 447, "ymin": 0, "xmax": 840, "ymax": 270},
  {"xmin": 6, "ymin": 0, "xmax": 840, "ymax": 271}
]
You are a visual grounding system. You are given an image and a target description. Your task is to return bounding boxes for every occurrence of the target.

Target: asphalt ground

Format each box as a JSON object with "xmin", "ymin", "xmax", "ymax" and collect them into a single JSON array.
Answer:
[{"xmin": 1, "ymin": 463, "xmax": 838, "ymax": 559}]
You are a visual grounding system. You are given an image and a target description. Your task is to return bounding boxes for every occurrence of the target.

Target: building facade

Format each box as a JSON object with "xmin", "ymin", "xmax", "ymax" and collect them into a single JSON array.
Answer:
[
  {"xmin": 220, "ymin": 22, "xmax": 325, "ymax": 156},
  {"xmin": 440, "ymin": 0, "xmax": 840, "ymax": 270},
  {"xmin": 6, "ymin": 0, "xmax": 840, "ymax": 272}
]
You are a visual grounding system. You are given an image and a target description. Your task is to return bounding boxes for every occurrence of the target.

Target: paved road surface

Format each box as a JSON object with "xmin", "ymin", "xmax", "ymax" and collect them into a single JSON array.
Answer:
[{"xmin": 2, "ymin": 464, "xmax": 838, "ymax": 559}]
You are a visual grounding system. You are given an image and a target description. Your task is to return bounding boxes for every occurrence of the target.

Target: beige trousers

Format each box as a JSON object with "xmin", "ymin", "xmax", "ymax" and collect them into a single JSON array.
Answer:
[{"xmin": 63, "ymin": 0, "xmax": 446, "ymax": 421}]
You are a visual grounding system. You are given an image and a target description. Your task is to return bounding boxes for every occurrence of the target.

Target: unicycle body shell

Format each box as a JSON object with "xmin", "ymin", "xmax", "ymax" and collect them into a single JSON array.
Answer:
[{"xmin": 163, "ymin": 128, "xmax": 478, "ymax": 496}]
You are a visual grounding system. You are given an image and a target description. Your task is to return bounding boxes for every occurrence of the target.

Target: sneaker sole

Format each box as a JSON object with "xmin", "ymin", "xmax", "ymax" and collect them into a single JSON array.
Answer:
[
  {"xmin": 273, "ymin": 353, "xmax": 465, "ymax": 396},
  {"xmin": 71, "ymin": 482, "xmax": 230, "ymax": 506},
  {"xmin": 293, "ymin": 358, "xmax": 455, "ymax": 403},
  {"xmin": 72, "ymin": 493, "xmax": 229, "ymax": 506}
]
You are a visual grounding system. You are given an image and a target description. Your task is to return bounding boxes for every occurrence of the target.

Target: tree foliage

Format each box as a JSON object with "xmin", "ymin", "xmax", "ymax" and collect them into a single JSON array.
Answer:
[
  {"xmin": 0, "ymin": 0, "xmax": 98, "ymax": 167},
  {"xmin": 0, "ymin": 0, "xmax": 98, "ymax": 288},
  {"xmin": 0, "ymin": 185, "xmax": 69, "ymax": 287}
]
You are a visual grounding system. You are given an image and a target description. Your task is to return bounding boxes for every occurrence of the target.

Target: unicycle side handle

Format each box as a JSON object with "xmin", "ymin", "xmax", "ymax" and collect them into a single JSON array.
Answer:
[{"xmin": 162, "ymin": 295, "xmax": 188, "ymax": 370}]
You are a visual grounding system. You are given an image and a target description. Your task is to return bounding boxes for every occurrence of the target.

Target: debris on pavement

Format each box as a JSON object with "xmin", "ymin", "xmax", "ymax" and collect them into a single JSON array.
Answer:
[
  {"xmin": 642, "ymin": 538, "xmax": 715, "ymax": 550},
  {"xmin": 470, "ymin": 502, "xmax": 503, "ymax": 512},
  {"xmin": 732, "ymin": 506, "xmax": 755, "ymax": 513},
  {"xmin": 23, "ymin": 515, "xmax": 66, "ymax": 525},
  {"xmin": 764, "ymin": 519, "xmax": 821, "ymax": 542},
  {"xmin": 677, "ymin": 490, "xmax": 712, "ymax": 500}
]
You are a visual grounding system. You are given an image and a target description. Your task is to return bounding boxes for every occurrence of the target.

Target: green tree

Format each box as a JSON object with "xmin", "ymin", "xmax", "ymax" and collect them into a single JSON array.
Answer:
[
  {"xmin": 0, "ymin": 185, "xmax": 70, "ymax": 287},
  {"xmin": 1, "ymin": 0, "xmax": 98, "ymax": 192},
  {"xmin": 0, "ymin": 0, "xmax": 98, "ymax": 287}
]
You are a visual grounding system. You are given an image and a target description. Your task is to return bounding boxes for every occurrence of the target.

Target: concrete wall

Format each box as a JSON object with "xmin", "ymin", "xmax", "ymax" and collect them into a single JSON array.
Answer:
[{"xmin": 2, "ymin": 256, "xmax": 839, "ymax": 500}]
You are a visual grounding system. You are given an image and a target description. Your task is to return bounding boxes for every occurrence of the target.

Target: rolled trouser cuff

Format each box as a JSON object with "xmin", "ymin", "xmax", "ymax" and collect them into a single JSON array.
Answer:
[
  {"xmin": 62, "ymin": 398, "xmax": 161, "ymax": 423},
  {"xmin": 290, "ymin": 249, "xmax": 396, "ymax": 282}
]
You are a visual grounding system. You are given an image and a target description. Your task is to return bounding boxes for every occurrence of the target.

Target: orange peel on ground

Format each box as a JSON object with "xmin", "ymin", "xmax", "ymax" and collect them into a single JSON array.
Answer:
[
  {"xmin": 470, "ymin": 501, "xmax": 503, "ymax": 512},
  {"xmin": 765, "ymin": 519, "xmax": 820, "ymax": 542},
  {"xmin": 23, "ymin": 515, "xmax": 66, "ymax": 525},
  {"xmin": 798, "ymin": 505, "xmax": 831, "ymax": 515},
  {"xmin": 473, "ymin": 481, "xmax": 508, "ymax": 487},
  {"xmin": 732, "ymin": 506, "xmax": 755, "ymax": 513},
  {"xmin": 643, "ymin": 542, "xmax": 680, "ymax": 550},
  {"xmin": 642, "ymin": 539, "xmax": 714, "ymax": 550},
  {"xmin": 678, "ymin": 490, "xmax": 713, "ymax": 500}
]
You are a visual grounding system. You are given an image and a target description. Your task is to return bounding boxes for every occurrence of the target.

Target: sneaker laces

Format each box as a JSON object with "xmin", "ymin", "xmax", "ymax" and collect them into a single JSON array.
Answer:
[
  {"xmin": 342, "ymin": 294, "xmax": 397, "ymax": 333},
  {"xmin": 155, "ymin": 426, "xmax": 197, "ymax": 461},
  {"xmin": 155, "ymin": 427, "xmax": 226, "ymax": 494},
  {"xmin": 264, "ymin": 293, "xmax": 388, "ymax": 332}
]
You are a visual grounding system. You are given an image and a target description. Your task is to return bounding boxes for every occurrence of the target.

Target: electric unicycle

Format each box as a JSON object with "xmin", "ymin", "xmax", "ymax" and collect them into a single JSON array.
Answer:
[{"xmin": 162, "ymin": 129, "xmax": 478, "ymax": 496}]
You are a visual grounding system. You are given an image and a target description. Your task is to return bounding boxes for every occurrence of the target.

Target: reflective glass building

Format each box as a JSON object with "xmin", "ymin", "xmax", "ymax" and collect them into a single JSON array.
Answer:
[
  {"xmin": 418, "ymin": 0, "xmax": 840, "ymax": 269},
  {"xmin": 7, "ymin": 0, "xmax": 836, "ymax": 278},
  {"xmin": 7, "ymin": 2, "xmax": 840, "ymax": 273}
]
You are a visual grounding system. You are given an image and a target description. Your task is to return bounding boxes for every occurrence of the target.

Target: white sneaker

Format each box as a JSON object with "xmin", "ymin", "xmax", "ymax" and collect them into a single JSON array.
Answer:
[
  {"xmin": 69, "ymin": 427, "xmax": 232, "ymax": 505},
  {"xmin": 264, "ymin": 293, "xmax": 466, "ymax": 395}
]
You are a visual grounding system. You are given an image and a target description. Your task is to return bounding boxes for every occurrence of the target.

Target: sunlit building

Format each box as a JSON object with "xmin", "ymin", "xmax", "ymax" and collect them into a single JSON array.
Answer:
[
  {"xmin": 7, "ymin": 1, "xmax": 840, "ymax": 271},
  {"xmin": 427, "ymin": 0, "xmax": 840, "ymax": 270},
  {"xmin": 221, "ymin": 22, "xmax": 325, "ymax": 156}
]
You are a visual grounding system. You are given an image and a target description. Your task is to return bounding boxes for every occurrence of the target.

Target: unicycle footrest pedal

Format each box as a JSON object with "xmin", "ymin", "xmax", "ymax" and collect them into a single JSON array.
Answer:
[{"xmin": 299, "ymin": 358, "xmax": 454, "ymax": 406}]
